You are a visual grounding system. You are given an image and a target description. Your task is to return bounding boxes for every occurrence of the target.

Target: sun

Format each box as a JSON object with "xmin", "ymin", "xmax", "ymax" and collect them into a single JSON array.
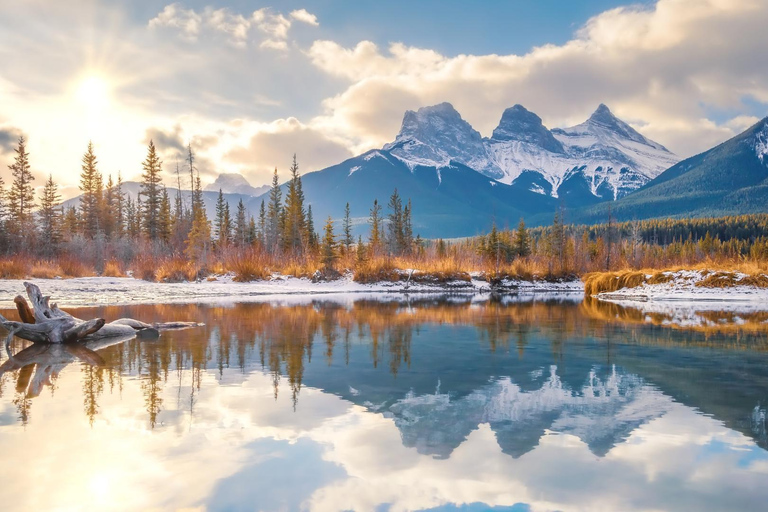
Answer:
[{"xmin": 76, "ymin": 75, "xmax": 111, "ymax": 110}]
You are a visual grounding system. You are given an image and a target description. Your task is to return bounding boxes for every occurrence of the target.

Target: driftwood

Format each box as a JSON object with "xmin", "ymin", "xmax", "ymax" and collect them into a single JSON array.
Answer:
[{"xmin": 0, "ymin": 282, "xmax": 202, "ymax": 347}]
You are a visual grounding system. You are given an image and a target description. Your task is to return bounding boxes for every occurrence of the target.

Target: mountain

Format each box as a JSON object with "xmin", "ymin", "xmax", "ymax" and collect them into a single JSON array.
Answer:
[
  {"xmin": 62, "ymin": 182, "xmax": 254, "ymax": 224},
  {"xmin": 385, "ymin": 103, "xmax": 678, "ymax": 207},
  {"xmin": 247, "ymin": 149, "xmax": 557, "ymax": 238},
  {"xmin": 204, "ymin": 173, "xmax": 269, "ymax": 197},
  {"xmin": 568, "ymin": 117, "xmax": 768, "ymax": 223}
]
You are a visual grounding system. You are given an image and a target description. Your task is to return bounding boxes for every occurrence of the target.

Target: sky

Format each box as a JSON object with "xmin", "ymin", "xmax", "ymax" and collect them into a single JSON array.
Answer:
[{"xmin": 1, "ymin": 0, "xmax": 767, "ymax": 199}]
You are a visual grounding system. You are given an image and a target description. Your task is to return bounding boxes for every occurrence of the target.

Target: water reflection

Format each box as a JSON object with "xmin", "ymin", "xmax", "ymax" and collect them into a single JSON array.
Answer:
[{"xmin": 0, "ymin": 296, "xmax": 767, "ymax": 511}]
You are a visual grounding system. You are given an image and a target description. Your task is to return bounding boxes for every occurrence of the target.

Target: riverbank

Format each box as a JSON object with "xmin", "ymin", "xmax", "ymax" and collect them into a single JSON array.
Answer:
[
  {"xmin": 0, "ymin": 274, "xmax": 583, "ymax": 308},
  {"xmin": 587, "ymin": 269, "xmax": 768, "ymax": 303}
]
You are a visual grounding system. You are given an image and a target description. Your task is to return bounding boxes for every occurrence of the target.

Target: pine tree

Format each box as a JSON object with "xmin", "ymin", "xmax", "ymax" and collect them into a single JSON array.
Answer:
[
  {"xmin": 174, "ymin": 161, "xmax": 184, "ymax": 223},
  {"xmin": 186, "ymin": 195, "xmax": 212, "ymax": 261},
  {"xmin": 369, "ymin": 199, "xmax": 382, "ymax": 254},
  {"xmin": 247, "ymin": 216, "xmax": 257, "ymax": 245},
  {"xmin": 257, "ymin": 199, "xmax": 266, "ymax": 246},
  {"xmin": 140, "ymin": 140, "xmax": 163, "ymax": 240},
  {"xmin": 235, "ymin": 199, "xmax": 248, "ymax": 246},
  {"xmin": 215, "ymin": 189, "xmax": 228, "ymax": 248},
  {"xmin": 356, "ymin": 235, "xmax": 367, "ymax": 265},
  {"xmin": 266, "ymin": 168, "xmax": 282, "ymax": 253},
  {"xmin": 159, "ymin": 187, "xmax": 172, "ymax": 243},
  {"xmin": 38, "ymin": 174, "xmax": 61, "ymax": 254},
  {"xmin": 79, "ymin": 141, "xmax": 101, "ymax": 238},
  {"xmin": 62, "ymin": 206, "xmax": 79, "ymax": 241},
  {"xmin": 403, "ymin": 198, "xmax": 413, "ymax": 253},
  {"xmin": 387, "ymin": 189, "xmax": 404, "ymax": 254},
  {"xmin": 113, "ymin": 172, "xmax": 125, "ymax": 237},
  {"xmin": 0, "ymin": 174, "xmax": 6, "ymax": 249},
  {"xmin": 513, "ymin": 218, "xmax": 531, "ymax": 257},
  {"xmin": 321, "ymin": 216, "xmax": 337, "ymax": 269},
  {"xmin": 282, "ymin": 154, "xmax": 307, "ymax": 252},
  {"xmin": 7, "ymin": 136, "xmax": 36, "ymax": 244},
  {"xmin": 306, "ymin": 204, "xmax": 317, "ymax": 249},
  {"xmin": 342, "ymin": 202, "xmax": 353, "ymax": 254},
  {"xmin": 102, "ymin": 174, "xmax": 117, "ymax": 237},
  {"xmin": 436, "ymin": 238, "xmax": 447, "ymax": 258}
]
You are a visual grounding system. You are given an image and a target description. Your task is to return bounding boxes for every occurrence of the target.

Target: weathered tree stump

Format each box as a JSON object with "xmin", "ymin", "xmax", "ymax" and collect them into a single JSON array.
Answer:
[{"xmin": 0, "ymin": 282, "xmax": 201, "ymax": 347}]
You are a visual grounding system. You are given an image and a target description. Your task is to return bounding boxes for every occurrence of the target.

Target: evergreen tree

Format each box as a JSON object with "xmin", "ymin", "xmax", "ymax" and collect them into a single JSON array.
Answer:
[
  {"xmin": 282, "ymin": 155, "xmax": 306, "ymax": 252},
  {"xmin": 113, "ymin": 172, "xmax": 125, "ymax": 237},
  {"xmin": 215, "ymin": 189, "xmax": 229, "ymax": 248},
  {"xmin": 387, "ymin": 189, "xmax": 404, "ymax": 254},
  {"xmin": 306, "ymin": 204, "xmax": 317, "ymax": 249},
  {"xmin": 234, "ymin": 199, "xmax": 248, "ymax": 246},
  {"xmin": 257, "ymin": 199, "xmax": 266, "ymax": 246},
  {"xmin": 7, "ymin": 136, "xmax": 36, "ymax": 244},
  {"xmin": 103, "ymin": 174, "xmax": 117, "ymax": 237},
  {"xmin": 0, "ymin": 174, "xmax": 6, "ymax": 249},
  {"xmin": 266, "ymin": 168, "xmax": 282, "ymax": 253},
  {"xmin": 513, "ymin": 218, "xmax": 531, "ymax": 257},
  {"xmin": 356, "ymin": 235, "xmax": 367, "ymax": 265},
  {"xmin": 38, "ymin": 174, "xmax": 61, "ymax": 254},
  {"xmin": 62, "ymin": 206, "xmax": 79, "ymax": 241},
  {"xmin": 174, "ymin": 161, "xmax": 184, "ymax": 223},
  {"xmin": 159, "ymin": 187, "xmax": 172, "ymax": 243},
  {"xmin": 342, "ymin": 202, "xmax": 353, "ymax": 253},
  {"xmin": 369, "ymin": 199, "xmax": 382, "ymax": 254},
  {"xmin": 140, "ymin": 140, "xmax": 163, "ymax": 240},
  {"xmin": 403, "ymin": 198, "xmax": 413, "ymax": 252},
  {"xmin": 436, "ymin": 238, "xmax": 447, "ymax": 258},
  {"xmin": 247, "ymin": 216, "xmax": 257, "ymax": 245},
  {"xmin": 321, "ymin": 216, "xmax": 337, "ymax": 269},
  {"xmin": 79, "ymin": 141, "xmax": 102, "ymax": 238},
  {"xmin": 186, "ymin": 194, "xmax": 212, "ymax": 261}
]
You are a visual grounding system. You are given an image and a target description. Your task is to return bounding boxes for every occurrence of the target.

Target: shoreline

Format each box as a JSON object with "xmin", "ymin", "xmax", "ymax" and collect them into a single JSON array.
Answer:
[{"xmin": 0, "ymin": 275, "xmax": 584, "ymax": 308}]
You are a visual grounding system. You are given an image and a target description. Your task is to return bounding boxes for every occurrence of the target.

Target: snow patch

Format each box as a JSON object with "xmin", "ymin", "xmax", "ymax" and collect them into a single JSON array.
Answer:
[{"xmin": 348, "ymin": 166, "xmax": 361, "ymax": 176}]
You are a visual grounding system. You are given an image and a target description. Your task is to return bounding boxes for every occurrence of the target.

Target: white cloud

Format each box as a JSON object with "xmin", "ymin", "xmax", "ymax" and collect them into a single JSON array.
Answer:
[
  {"xmin": 290, "ymin": 9, "xmax": 319, "ymax": 27},
  {"xmin": 148, "ymin": 3, "xmax": 202, "ymax": 42},
  {"xmin": 306, "ymin": 0, "xmax": 768, "ymax": 157}
]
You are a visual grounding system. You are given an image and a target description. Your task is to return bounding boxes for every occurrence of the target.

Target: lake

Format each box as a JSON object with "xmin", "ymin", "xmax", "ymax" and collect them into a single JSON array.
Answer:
[{"xmin": 1, "ymin": 295, "xmax": 767, "ymax": 511}]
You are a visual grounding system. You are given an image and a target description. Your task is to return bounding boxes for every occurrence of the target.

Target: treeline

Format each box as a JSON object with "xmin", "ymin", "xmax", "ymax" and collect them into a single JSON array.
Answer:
[{"xmin": 0, "ymin": 136, "xmax": 420, "ymax": 277}]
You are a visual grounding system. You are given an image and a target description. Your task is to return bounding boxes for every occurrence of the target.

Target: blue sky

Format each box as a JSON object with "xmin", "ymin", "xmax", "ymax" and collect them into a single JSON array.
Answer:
[{"xmin": 0, "ymin": 0, "xmax": 766, "ymax": 195}]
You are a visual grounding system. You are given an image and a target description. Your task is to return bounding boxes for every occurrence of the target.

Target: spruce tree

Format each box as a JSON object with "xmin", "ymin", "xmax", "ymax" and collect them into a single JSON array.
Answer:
[
  {"xmin": 258, "ymin": 199, "xmax": 266, "ymax": 246},
  {"xmin": 140, "ymin": 140, "xmax": 163, "ymax": 240},
  {"xmin": 0, "ymin": 175, "xmax": 6, "ymax": 249},
  {"xmin": 387, "ymin": 189, "xmax": 404, "ymax": 254},
  {"xmin": 513, "ymin": 218, "xmax": 531, "ymax": 257},
  {"xmin": 369, "ymin": 199, "xmax": 382, "ymax": 254},
  {"xmin": 356, "ymin": 235, "xmax": 367, "ymax": 265},
  {"xmin": 38, "ymin": 174, "xmax": 61, "ymax": 255},
  {"xmin": 247, "ymin": 216, "xmax": 257, "ymax": 245},
  {"xmin": 283, "ymin": 154, "xmax": 306, "ymax": 252},
  {"xmin": 79, "ymin": 141, "xmax": 101, "ymax": 238},
  {"xmin": 7, "ymin": 136, "xmax": 36, "ymax": 243},
  {"xmin": 266, "ymin": 168, "xmax": 282, "ymax": 253},
  {"xmin": 321, "ymin": 216, "xmax": 337, "ymax": 269},
  {"xmin": 62, "ymin": 206, "xmax": 79, "ymax": 242},
  {"xmin": 342, "ymin": 202, "xmax": 353, "ymax": 254},
  {"xmin": 159, "ymin": 187, "xmax": 172, "ymax": 243},
  {"xmin": 113, "ymin": 172, "xmax": 125, "ymax": 237},
  {"xmin": 235, "ymin": 199, "xmax": 248, "ymax": 246},
  {"xmin": 215, "ymin": 189, "xmax": 228, "ymax": 248},
  {"xmin": 306, "ymin": 204, "xmax": 317, "ymax": 249}
]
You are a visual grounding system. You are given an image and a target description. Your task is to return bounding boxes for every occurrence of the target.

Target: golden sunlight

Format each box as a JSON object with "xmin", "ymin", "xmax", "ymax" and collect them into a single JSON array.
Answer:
[{"xmin": 75, "ymin": 75, "xmax": 111, "ymax": 110}]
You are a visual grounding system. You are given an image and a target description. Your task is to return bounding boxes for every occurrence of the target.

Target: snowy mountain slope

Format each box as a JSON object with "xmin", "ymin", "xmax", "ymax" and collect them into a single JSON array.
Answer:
[
  {"xmin": 204, "ymin": 172, "xmax": 270, "ymax": 197},
  {"xmin": 385, "ymin": 103, "xmax": 679, "ymax": 204}
]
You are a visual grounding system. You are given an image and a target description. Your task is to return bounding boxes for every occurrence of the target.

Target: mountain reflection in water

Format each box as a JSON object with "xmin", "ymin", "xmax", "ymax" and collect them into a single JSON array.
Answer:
[{"xmin": 0, "ymin": 296, "xmax": 767, "ymax": 511}]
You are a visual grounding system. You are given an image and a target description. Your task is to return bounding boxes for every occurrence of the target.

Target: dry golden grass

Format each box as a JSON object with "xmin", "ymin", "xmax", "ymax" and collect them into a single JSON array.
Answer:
[
  {"xmin": 696, "ymin": 271, "xmax": 768, "ymax": 288},
  {"xmin": 58, "ymin": 256, "xmax": 92, "ymax": 278},
  {"xmin": 30, "ymin": 261, "xmax": 63, "ymax": 279},
  {"xmin": 583, "ymin": 270, "xmax": 648, "ymax": 296},
  {"xmin": 103, "ymin": 259, "xmax": 124, "ymax": 277},
  {"xmin": 156, "ymin": 257, "xmax": 200, "ymax": 282},
  {"xmin": 0, "ymin": 258, "xmax": 29, "ymax": 279},
  {"xmin": 228, "ymin": 250, "xmax": 270, "ymax": 282}
]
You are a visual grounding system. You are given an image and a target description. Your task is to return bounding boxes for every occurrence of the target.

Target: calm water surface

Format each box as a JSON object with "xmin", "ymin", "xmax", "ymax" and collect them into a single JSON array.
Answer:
[{"xmin": 1, "ymin": 296, "xmax": 767, "ymax": 512}]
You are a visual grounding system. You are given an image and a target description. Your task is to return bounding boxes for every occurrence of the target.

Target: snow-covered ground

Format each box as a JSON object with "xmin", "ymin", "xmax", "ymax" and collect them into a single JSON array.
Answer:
[
  {"xmin": 0, "ymin": 274, "xmax": 583, "ymax": 309},
  {"xmin": 595, "ymin": 270, "xmax": 768, "ymax": 304}
]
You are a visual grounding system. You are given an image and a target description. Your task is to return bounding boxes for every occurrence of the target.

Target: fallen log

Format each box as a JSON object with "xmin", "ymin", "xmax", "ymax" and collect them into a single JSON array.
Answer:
[{"xmin": 0, "ymin": 282, "xmax": 202, "ymax": 346}]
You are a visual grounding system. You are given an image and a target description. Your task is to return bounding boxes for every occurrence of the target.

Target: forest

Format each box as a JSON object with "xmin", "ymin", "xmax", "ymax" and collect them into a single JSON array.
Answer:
[{"xmin": 1, "ymin": 135, "xmax": 768, "ymax": 283}]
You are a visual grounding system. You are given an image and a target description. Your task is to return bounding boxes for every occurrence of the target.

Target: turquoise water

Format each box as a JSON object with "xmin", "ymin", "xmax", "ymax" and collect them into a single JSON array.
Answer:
[{"xmin": 0, "ymin": 297, "xmax": 766, "ymax": 511}]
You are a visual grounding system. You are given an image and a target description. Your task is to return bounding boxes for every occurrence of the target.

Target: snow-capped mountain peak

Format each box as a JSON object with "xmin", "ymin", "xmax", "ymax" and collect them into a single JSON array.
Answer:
[
  {"xmin": 491, "ymin": 104, "xmax": 565, "ymax": 154},
  {"xmin": 384, "ymin": 103, "xmax": 497, "ymax": 175},
  {"xmin": 382, "ymin": 102, "xmax": 679, "ymax": 203},
  {"xmin": 204, "ymin": 173, "xmax": 269, "ymax": 197}
]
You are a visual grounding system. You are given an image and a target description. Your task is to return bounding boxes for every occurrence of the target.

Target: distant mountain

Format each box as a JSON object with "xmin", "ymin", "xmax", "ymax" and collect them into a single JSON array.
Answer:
[
  {"xmin": 204, "ymin": 173, "xmax": 269, "ymax": 197},
  {"xmin": 247, "ymin": 149, "xmax": 557, "ymax": 238},
  {"xmin": 384, "ymin": 103, "xmax": 678, "ymax": 206},
  {"xmin": 568, "ymin": 116, "xmax": 768, "ymax": 223},
  {"xmin": 62, "ymin": 182, "xmax": 254, "ymax": 224}
]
